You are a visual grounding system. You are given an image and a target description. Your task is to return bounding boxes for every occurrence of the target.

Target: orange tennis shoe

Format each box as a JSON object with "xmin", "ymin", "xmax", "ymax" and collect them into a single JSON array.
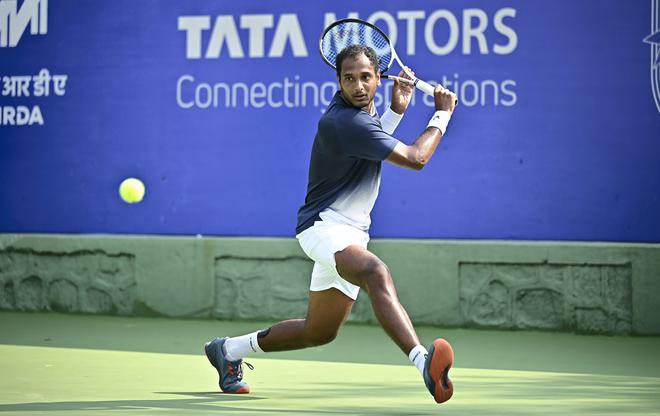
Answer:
[{"xmin": 423, "ymin": 338, "xmax": 454, "ymax": 404}]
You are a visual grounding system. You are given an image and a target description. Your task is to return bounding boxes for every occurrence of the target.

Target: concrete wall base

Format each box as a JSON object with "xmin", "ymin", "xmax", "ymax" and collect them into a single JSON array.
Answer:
[{"xmin": 1, "ymin": 234, "xmax": 658, "ymax": 335}]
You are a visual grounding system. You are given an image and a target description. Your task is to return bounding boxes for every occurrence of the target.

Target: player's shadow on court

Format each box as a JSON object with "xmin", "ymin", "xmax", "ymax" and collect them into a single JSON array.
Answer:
[
  {"xmin": 0, "ymin": 392, "xmax": 359, "ymax": 414},
  {"xmin": 0, "ymin": 392, "xmax": 262, "ymax": 413}
]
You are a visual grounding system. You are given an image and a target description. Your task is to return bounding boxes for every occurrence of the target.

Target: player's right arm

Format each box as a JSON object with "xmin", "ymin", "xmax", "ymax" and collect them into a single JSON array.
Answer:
[{"xmin": 386, "ymin": 86, "xmax": 457, "ymax": 171}]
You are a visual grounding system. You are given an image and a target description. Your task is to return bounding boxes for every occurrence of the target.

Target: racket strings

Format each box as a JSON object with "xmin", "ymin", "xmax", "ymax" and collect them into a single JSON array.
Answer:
[{"xmin": 320, "ymin": 22, "xmax": 392, "ymax": 73}]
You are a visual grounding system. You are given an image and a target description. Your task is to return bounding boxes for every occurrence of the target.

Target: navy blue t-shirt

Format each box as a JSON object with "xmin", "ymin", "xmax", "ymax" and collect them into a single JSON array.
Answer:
[{"xmin": 296, "ymin": 92, "xmax": 400, "ymax": 234}]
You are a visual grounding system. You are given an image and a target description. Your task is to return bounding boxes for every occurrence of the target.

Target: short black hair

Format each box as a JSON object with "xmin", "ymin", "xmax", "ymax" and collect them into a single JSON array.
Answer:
[{"xmin": 335, "ymin": 45, "xmax": 380, "ymax": 76}]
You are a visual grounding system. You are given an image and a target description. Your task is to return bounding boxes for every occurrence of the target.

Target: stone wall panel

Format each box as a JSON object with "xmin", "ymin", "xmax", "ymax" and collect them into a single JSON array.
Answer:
[
  {"xmin": 214, "ymin": 256, "xmax": 312, "ymax": 321},
  {"xmin": 0, "ymin": 249, "xmax": 135, "ymax": 316},
  {"xmin": 460, "ymin": 261, "xmax": 632, "ymax": 334},
  {"xmin": 1, "ymin": 235, "xmax": 657, "ymax": 335}
]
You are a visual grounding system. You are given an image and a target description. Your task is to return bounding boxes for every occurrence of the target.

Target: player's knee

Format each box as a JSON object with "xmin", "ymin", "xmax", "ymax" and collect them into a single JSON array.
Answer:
[{"xmin": 363, "ymin": 260, "xmax": 393, "ymax": 293}]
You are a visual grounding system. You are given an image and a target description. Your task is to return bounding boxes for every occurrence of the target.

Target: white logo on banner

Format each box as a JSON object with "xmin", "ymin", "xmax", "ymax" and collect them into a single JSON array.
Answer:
[
  {"xmin": 176, "ymin": 9, "xmax": 520, "ymax": 111},
  {"xmin": 178, "ymin": 10, "xmax": 518, "ymax": 60},
  {"xmin": 178, "ymin": 14, "xmax": 308, "ymax": 59},
  {"xmin": 0, "ymin": 0, "xmax": 48, "ymax": 48},
  {"xmin": 0, "ymin": 1, "xmax": 69, "ymax": 127},
  {"xmin": 644, "ymin": 0, "xmax": 660, "ymax": 114},
  {"xmin": 0, "ymin": 69, "xmax": 68, "ymax": 126}
]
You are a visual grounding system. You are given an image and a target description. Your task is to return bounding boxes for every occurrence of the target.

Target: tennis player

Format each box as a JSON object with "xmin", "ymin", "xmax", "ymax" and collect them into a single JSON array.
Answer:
[{"xmin": 205, "ymin": 44, "xmax": 458, "ymax": 404}]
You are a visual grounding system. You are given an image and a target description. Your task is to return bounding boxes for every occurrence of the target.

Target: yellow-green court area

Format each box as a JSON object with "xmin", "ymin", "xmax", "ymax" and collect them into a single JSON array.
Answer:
[{"xmin": 1, "ymin": 312, "xmax": 659, "ymax": 415}]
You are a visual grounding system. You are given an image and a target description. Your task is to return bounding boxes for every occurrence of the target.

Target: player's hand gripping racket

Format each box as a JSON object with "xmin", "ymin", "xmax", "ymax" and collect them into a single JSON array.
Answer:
[{"xmin": 320, "ymin": 18, "xmax": 452, "ymax": 101}]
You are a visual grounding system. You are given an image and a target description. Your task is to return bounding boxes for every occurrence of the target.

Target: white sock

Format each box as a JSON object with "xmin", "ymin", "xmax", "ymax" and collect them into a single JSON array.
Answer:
[
  {"xmin": 409, "ymin": 345, "xmax": 428, "ymax": 376},
  {"xmin": 224, "ymin": 331, "xmax": 263, "ymax": 361}
]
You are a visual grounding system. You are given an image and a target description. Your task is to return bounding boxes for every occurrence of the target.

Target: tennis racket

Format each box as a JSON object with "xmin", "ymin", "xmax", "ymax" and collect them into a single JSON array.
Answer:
[{"xmin": 320, "ymin": 18, "xmax": 439, "ymax": 97}]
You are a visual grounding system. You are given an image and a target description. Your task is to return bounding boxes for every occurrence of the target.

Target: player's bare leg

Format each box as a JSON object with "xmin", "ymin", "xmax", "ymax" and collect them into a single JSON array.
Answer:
[
  {"xmin": 335, "ymin": 245, "xmax": 454, "ymax": 403},
  {"xmin": 205, "ymin": 288, "xmax": 354, "ymax": 393},
  {"xmin": 257, "ymin": 288, "xmax": 354, "ymax": 351},
  {"xmin": 205, "ymin": 246, "xmax": 452, "ymax": 403},
  {"xmin": 334, "ymin": 245, "xmax": 419, "ymax": 353}
]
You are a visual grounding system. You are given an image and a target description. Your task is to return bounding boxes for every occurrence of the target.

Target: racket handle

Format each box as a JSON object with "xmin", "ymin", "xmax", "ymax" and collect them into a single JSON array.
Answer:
[
  {"xmin": 414, "ymin": 79, "xmax": 436, "ymax": 96},
  {"xmin": 387, "ymin": 76, "xmax": 458, "ymax": 105},
  {"xmin": 416, "ymin": 79, "xmax": 459, "ymax": 106}
]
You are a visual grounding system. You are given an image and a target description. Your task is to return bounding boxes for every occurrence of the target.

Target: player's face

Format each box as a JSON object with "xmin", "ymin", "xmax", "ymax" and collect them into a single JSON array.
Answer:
[{"xmin": 337, "ymin": 54, "xmax": 380, "ymax": 109}]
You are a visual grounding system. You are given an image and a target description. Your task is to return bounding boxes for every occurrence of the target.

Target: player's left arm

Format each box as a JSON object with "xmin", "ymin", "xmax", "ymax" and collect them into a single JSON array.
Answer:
[{"xmin": 379, "ymin": 69, "xmax": 414, "ymax": 135}]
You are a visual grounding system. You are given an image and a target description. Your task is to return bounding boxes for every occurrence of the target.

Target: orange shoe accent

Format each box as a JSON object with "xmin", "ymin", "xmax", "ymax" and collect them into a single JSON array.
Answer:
[
  {"xmin": 428, "ymin": 338, "xmax": 454, "ymax": 403},
  {"xmin": 233, "ymin": 385, "xmax": 250, "ymax": 394}
]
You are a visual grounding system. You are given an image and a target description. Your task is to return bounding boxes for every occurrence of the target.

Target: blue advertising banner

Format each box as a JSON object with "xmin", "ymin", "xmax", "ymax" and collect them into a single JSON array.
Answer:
[{"xmin": 1, "ymin": 0, "xmax": 659, "ymax": 241}]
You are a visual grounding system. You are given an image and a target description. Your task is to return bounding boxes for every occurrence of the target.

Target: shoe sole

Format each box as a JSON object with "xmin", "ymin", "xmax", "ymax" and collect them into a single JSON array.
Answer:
[
  {"xmin": 204, "ymin": 340, "xmax": 250, "ymax": 394},
  {"xmin": 428, "ymin": 338, "xmax": 454, "ymax": 403}
]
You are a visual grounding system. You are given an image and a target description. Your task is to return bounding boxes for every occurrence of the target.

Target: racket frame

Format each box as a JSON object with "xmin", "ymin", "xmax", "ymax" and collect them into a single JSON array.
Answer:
[{"xmin": 319, "ymin": 18, "xmax": 437, "ymax": 96}]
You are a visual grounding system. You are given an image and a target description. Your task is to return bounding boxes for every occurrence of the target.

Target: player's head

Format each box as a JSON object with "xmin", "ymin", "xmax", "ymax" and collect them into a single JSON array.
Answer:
[
  {"xmin": 335, "ymin": 45, "xmax": 381, "ymax": 109},
  {"xmin": 335, "ymin": 45, "xmax": 379, "ymax": 77}
]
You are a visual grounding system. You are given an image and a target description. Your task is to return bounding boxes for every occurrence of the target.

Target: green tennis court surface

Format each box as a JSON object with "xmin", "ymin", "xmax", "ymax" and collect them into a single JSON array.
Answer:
[{"xmin": 1, "ymin": 312, "xmax": 659, "ymax": 415}]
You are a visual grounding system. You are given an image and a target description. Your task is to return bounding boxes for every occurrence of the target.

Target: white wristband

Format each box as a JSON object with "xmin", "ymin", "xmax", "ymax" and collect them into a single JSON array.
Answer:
[
  {"xmin": 379, "ymin": 107, "xmax": 404, "ymax": 135},
  {"xmin": 427, "ymin": 110, "xmax": 451, "ymax": 135}
]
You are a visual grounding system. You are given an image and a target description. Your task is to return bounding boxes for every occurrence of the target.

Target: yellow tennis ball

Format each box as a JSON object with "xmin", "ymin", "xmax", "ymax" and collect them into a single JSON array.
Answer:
[{"xmin": 119, "ymin": 178, "xmax": 145, "ymax": 204}]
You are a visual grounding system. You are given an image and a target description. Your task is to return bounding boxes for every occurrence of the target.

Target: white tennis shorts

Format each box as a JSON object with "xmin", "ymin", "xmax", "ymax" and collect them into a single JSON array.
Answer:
[{"xmin": 296, "ymin": 219, "xmax": 369, "ymax": 300}]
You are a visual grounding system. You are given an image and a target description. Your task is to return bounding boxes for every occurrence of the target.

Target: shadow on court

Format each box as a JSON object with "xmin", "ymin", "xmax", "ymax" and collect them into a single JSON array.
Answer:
[
  {"xmin": 0, "ymin": 392, "xmax": 431, "ymax": 415},
  {"xmin": 1, "ymin": 372, "xmax": 659, "ymax": 416},
  {"xmin": 0, "ymin": 393, "xmax": 264, "ymax": 414},
  {"xmin": 1, "ymin": 312, "xmax": 660, "ymax": 415},
  {"xmin": 2, "ymin": 311, "xmax": 660, "ymax": 378}
]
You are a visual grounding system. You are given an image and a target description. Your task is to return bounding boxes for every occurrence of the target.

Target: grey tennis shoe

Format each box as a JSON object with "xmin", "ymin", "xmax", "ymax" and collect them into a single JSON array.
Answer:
[{"xmin": 204, "ymin": 337, "xmax": 253, "ymax": 394}]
